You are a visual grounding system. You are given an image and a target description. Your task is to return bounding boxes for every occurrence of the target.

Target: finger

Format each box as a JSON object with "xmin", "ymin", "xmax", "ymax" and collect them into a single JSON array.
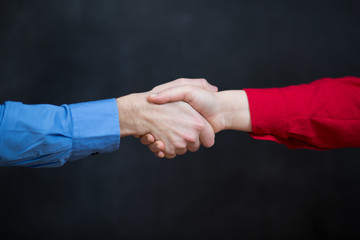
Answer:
[
  {"xmin": 148, "ymin": 85, "xmax": 196, "ymax": 104},
  {"xmin": 187, "ymin": 138, "xmax": 201, "ymax": 152},
  {"xmin": 199, "ymin": 119, "xmax": 215, "ymax": 148},
  {"xmin": 185, "ymin": 134, "xmax": 201, "ymax": 152},
  {"xmin": 157, "ymin": 151, "xmax": 165, "ymax": 158},
  {"xmin": 140, "ymin": 134, "xmax": 155, "ymax": 145},
  {"xmin": 156, "ymin": 141, "xmax": 165, "ymax": 151},
  {"xmin": 148, "ymin": 141, "xmax": 165, "ymax": 152},
  {"xmin": 154, "ymin": 151, "xmax": 165, "ymax": 158},
  {"xmin": 176, "ymin": 148, "xmax": 187, "ymax": 156},
  {"xmin": 152, "ymin": 78, "xmax": 218, "ymax": 93},
  {"xmin": 165, "ymin": 153, "xmax": 176, "ymax": 159}
]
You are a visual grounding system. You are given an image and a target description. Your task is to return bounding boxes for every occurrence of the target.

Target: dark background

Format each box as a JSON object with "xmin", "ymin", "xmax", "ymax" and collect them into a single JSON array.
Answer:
[{"xmin": 0, "ymin": 0, "xmax": 360, "ymax": 239}]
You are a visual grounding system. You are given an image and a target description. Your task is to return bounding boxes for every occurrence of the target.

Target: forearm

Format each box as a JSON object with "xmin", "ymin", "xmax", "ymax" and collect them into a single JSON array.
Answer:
[
  {"xmin": 0, "ymin": 99, "xmax": 120, "ymax": 167},
  {"xmin": 244, "ymin": 76, "xmax": 360, "ymax": 149}
]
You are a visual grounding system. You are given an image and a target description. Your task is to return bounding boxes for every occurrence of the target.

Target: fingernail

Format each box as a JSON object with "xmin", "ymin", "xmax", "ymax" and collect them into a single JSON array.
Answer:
[{"xmin": 149, "ymin": 93, "xmax": 158, "ymax": 98}]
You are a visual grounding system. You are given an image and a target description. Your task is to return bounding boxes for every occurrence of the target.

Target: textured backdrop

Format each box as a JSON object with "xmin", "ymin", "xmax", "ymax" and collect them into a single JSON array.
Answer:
[{"xmin": 0, "ymin": 0, "xmax": 360, "ymax": 239}]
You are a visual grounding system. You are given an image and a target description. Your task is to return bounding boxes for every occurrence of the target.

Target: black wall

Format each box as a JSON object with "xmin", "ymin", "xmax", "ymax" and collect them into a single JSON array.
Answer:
[{"xmin": 1, "ymin": 0, "xmax": 360, "ymax": 239}]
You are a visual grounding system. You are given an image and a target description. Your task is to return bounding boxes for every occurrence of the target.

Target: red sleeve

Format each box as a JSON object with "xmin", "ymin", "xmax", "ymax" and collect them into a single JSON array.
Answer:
[{"xmin": 243, "ymin": 76, "xmax": 360, "ymax": 150}]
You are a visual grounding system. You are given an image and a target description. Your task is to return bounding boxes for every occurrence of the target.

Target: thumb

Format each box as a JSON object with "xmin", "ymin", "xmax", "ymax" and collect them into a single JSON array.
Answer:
[{"xmin": 148, "ymin": 85, "xmax": 195, "ymax": 104}]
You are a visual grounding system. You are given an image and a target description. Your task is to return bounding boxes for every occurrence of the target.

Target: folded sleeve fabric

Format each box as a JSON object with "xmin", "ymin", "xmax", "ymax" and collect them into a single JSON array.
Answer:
[
  {"xmin": 0, "ymin": 98, "xmax": 120, "ymax": 167},
  {"xmin": 244, "ymin": 76, "xmax": 360, "ymax": 150}
]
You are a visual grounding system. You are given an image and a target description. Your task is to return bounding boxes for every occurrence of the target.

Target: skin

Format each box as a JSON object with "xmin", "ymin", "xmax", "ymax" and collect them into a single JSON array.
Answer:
[
  {"xmin": 116, "ymin": 78, "xmax": 218, "ymax": 158},
  {"xmin": 141, "ymin": 84, "xmax": 252, "ymax": 157}
]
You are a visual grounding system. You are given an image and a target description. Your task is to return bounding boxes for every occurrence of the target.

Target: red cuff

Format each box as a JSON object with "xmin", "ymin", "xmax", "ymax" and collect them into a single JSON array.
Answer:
[{"xmin": 243, "ymin": 88, "xmax": 288, "ymax": 139}]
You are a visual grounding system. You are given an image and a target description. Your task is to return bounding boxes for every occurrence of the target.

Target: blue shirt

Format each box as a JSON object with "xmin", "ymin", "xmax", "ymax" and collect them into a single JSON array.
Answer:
[{"xmin": 0, "ymin": 99, "xmax": 120, "ymax": 167}]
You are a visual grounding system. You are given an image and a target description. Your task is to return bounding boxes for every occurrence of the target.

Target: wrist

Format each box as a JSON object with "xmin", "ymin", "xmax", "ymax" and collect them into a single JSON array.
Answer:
[
  {"xmin": 216, "ymin": 90, "xmax": 252, "ymax": 132},
  {"xmin": 116, "ymin": 94, "xmax": 148, "ymax": 137}
]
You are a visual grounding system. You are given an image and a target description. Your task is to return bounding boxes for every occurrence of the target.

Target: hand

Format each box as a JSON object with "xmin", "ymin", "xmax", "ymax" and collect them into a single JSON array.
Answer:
[
  {"xmin": 116, "ymin": 89, "xmax": 216, "ymax": 158},
  {"xmin": 142, "ymin": 86, "xmax": 252, "ymax": 157},
  {"xmin": 150, "ymin": 86, "xmax": 223, "ymax": 132},
  {"xmin": 149, "ymin": 87, "xmax": 252, "ymax": 132},
  {"xmin": 138, "ymin": 78, "xmax": 219, "ymax": 157}
]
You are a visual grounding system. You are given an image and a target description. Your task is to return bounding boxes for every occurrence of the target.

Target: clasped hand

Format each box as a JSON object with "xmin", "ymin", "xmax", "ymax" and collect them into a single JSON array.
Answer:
[{"xmin": 116, "ymin": 78, "xmax": 251, "ymax": 158}]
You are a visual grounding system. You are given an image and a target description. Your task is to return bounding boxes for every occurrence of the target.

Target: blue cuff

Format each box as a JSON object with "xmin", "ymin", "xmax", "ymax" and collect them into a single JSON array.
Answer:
[{"xmin": 69, "ymin": 98, "xmax": 120, "ymax": 161}]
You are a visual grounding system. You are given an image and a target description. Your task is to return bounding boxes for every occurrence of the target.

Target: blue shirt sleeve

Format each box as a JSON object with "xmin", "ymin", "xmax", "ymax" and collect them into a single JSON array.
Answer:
[{"xmin": 0, "ymin": 99, "xmax": 120, "ymax": 167}]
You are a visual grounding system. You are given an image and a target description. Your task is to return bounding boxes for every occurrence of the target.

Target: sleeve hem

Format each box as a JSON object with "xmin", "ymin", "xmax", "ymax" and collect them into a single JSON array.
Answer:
[
  {"xmin": 244, "ymin": 88, "xmax": 288, "ymax": 139},
  {"xmin": 69, "ymin": 98, "xmax": 120, "ymax": 161}
]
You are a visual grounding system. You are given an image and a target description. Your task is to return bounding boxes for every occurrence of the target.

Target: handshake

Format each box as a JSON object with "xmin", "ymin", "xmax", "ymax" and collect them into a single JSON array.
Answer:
[{"xmin": 116, "ymin": 78, "xmax": 252, "ymax": 158}]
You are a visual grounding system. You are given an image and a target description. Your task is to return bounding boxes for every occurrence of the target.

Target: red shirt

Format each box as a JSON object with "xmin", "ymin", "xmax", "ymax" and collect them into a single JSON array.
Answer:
[{"xmin": 244, "ymin": 76, "xmax": 360, "ymax": 150}]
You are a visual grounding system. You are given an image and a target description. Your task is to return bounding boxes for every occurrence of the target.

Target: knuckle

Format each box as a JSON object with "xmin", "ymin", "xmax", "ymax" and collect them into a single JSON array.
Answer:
[
  {"xmin": 199, "ymin": 78, "xmax": 208, "ymax": 88},
  {"xmin": 184, "ymin": 135, "xmax": 197, "ymax": 144},
  {"xmin": 188, "ymin": 144, "xmax": 200, "ymax": 152},
  {"xmin": 193, "ymin": 119, "xmax": 205, "ymax": 131},
  {"xmin": 165, "ymin": 145, "xmax": 176, "ymax": 155},
  {"xmin": 167, "ymin": 86, "xmax": 174, "ymax": 100},
  {"xmin": 175, "ymin": 141, "xmax": 187, "ymax": 150}
]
